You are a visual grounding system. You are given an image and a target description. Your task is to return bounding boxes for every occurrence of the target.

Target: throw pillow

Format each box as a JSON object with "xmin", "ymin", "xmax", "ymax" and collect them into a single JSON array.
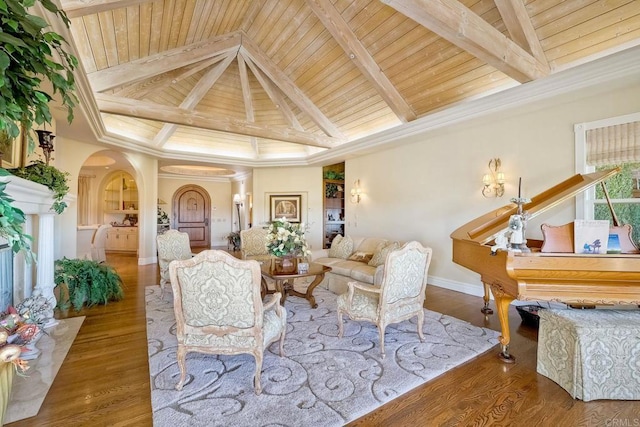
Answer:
[
  {"xmin": 347, "ymin": 251, "xmax": 374, "ymax": 263},
  {"xmin": 328, "ymin": 235, "xmax": 353, "ymax": 259},
  {"xmin": 368, "ymin": 241, "xmax": 400, "ymax": 267}
]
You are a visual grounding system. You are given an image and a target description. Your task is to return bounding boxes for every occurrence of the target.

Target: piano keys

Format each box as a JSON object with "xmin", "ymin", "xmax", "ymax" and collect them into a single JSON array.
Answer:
[{"xmin": 451, "ymin": 168, "xmax": 640, "ymax": 362}]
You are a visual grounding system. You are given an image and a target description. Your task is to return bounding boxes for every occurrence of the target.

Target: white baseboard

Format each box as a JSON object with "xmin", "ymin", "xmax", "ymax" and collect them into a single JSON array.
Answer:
[
  {"xmin": 429, "ymin": 275, "xmax": 485, "ymax": 298},
  {"xmin": 138, "ymin": 256, "xmax": 157, "ymax": 265}
]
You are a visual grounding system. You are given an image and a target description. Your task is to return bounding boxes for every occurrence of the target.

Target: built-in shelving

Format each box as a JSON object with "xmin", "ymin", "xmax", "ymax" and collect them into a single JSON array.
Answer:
[{"xmin": 323, "ymin": 163, "xmax": 345, "ymax": 249}]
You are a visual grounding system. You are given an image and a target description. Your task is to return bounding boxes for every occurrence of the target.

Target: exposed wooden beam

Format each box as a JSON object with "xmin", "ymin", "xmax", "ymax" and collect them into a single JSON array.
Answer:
[
  {"xmin": 113, "ymin": 55, "xmax": 227, "ymax": 98},
  {"xmin": 239, "ymin": 34, "xmax": 346, "ymax": 139},
  {"xmin": 241, "ymin": 53, "xmax": 304, "ymax": 131},
  {"xmin": 95, "ymin": 93, "xmax": 339, "ymax": 148},
  {"xmin": 153, "ymin": 52, "xmax": 237, "ymax": 147},
  {"xmin": 306, "ymin": 0, "xmax": 416, "ymax": 123},
  {"xmin": 494, "ymin": 0, "xmax": 548, "ymax": 68},
  {"xmin": 61, "ymin": 0, "xmax": 150, "ymax": 18},
  {"xmin": 379, "ymin": 0, "xmax": 549, "ymax": 83},
  {"xmin": 88, "ymin": 32, "xmax": 242, "ymax": 92},
  {"xmin": 237, "ymin": 55, "xmax": 259, "ymax": 155}
]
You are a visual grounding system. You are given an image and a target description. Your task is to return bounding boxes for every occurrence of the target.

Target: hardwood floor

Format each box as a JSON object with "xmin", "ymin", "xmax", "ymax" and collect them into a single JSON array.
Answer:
[{"xmin": 7, "ymin": 252, "xmax": 639, "ymax": 426}]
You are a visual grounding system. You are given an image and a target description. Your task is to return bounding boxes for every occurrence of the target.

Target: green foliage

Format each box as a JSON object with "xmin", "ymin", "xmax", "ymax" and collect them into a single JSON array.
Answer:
[
  {"xmin": 8, "ymin": 160, "xmax": 69, "ymax": 213},
  {"xmin": 323, "ymin": 171, "xmax": 344, "ymax": 180},
  {"xmin": 54, "ymin": 258, "xmax": 124, "ymax": 311},
  {"xmin": 0, "ymin": 175, "xmax": 33, "ymax": 258},
  {"xmin": 595, "ymin": 163, "xmax": 640, "ymax": 244},
  {"xmin": 325, "ymin": 183, "xmax": 340, "ymax": 198},
  {"xmin": 0, "ymin": 0, "xmax": 78, "ymax": 151}
]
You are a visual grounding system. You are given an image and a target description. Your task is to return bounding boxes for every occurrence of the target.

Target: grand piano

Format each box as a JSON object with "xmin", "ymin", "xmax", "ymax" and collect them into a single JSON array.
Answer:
[{"xmin": 451, "ymin": 168, "xmax": 640, "ymax": 362}]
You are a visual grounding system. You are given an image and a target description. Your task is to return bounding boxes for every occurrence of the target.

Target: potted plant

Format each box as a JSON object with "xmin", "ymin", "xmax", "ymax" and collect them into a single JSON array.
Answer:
[
  {"xmin": 227, "ymin": 231, "xmax": 241, "ymax": 251},
  {"xmin": 0, "ymin": 0, "xmax": 78, "ymax": 151},
  {"xmin": 54, "ymin": 258, "xmax": 124, "ymax": 312},
  {"xmin": 8, "ymin": 160, "xmax": 70, "ymax": 214},
  {"xmin": 0, "ymin": 171, "xmax": 32, "ymax": 258}
]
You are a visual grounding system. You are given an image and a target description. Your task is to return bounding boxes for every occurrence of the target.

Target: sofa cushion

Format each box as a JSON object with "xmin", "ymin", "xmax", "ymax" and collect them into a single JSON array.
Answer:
[
  {"xmin": 355, "ymin": 237, "xmax": 388, "ymax": 254},
  {"xmin": 349, "ymin": 263, "xmax": 377, "ymax": 284},
  {"xmin": 328, "ymin": 235, "xmax": 353, "ymax": 259},
  {"xmin": 347, "ymin": 251, "xmax": 374, "ymax": 263},
  {"xmin": 313, "ymin": 257, "xmax": 345, "ymax": 267},
  {"xmin": 368, "ymin": 241, "xmax": 400, "ymax": 267},
  {"xmin": 329, "ymin": 260, "xmax": 366, "ymax": 276}
]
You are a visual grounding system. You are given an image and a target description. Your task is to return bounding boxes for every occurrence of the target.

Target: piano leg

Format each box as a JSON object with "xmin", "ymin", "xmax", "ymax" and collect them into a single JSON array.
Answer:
[
  {"xmin": 481, "ymin": 282, "xmax": 494, "ymax": 314},
  {"xmin": 490, "ymin": 284, "xmax": 516, "ymax": 363}
]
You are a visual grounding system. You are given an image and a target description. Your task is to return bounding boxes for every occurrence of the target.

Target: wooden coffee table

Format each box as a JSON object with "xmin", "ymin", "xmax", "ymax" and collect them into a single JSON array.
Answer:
[{"xmin": 260, "ymin": 262, "xmax": 331, "ymax": 308}]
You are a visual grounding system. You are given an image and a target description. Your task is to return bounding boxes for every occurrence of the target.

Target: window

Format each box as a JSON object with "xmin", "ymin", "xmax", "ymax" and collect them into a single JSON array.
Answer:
[{"xmin": 575, "ymin": 113, "xmax": 640, "ymax": 244}]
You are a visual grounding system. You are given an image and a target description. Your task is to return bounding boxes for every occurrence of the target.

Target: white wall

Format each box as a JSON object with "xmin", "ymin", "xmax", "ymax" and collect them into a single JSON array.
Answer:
[
  {"xmin": 345, "ymin": 77, "xmax": 640, "ymax": 296},
  {"xmin": 52, "ymin": 136, "xmax": 107, "ymax": 260},
  {"xmin": 253, "ymin": 166, "xmax": 323, "ymax": 251}
]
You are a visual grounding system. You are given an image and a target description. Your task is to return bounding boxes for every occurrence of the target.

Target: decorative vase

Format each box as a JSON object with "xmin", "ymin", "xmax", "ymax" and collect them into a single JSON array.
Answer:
[{"xmin": 274, "ymin": 254, "xmax": 298, "ymax": 274}]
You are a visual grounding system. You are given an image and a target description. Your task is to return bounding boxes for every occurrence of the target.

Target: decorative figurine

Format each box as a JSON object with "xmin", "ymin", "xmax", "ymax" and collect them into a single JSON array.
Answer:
[{"xmin": 508, "ymin": 178, "xmax": 531, "ymax": 252}]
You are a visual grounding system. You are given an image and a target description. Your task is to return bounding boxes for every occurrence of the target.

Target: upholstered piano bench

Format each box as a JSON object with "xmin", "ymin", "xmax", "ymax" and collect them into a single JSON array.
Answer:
[{"xmin": 536, "ymin": 308, "xmax": 640, "ymax": 402}]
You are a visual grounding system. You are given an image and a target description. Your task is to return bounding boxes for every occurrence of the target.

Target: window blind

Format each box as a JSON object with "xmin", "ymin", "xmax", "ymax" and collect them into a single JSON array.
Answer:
[{"xmin": 586, "ymin": 121, "xmax": 640, "ymax": 166}]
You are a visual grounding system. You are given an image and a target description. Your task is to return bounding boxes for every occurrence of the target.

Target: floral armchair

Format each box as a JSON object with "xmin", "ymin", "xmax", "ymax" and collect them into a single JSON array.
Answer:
[
  {"xmin": 157, "ymin": 229, "xmax": 193, "ymax": 297},
  {"xmin": 336, "ymin": 241, "xmax": 432, "ymax": 358},
  {"xmin": 240, "ymin": 227, "xmax": 272, "ymax": 262},
  {"xmin": 169, "ymin": 250, "xmax": 287, "ymax": 394}
]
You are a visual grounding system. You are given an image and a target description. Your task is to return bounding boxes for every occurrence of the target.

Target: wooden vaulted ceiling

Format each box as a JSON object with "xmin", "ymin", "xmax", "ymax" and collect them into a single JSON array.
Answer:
[{"xmin": 59, "ymin": 0, "xmax": 640, "ymax": 164}]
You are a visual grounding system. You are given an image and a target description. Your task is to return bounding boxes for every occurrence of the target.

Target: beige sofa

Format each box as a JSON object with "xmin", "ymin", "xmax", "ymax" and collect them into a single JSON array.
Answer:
[{"xmin": 311, "ymin": 236, "xmax": 401, "ymax": 295}]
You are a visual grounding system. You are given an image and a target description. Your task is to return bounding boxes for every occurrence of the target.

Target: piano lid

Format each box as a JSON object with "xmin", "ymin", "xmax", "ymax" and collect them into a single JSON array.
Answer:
[{"xmin": 450, "ymin": 168, "xmax": 620, "ymax": 245}]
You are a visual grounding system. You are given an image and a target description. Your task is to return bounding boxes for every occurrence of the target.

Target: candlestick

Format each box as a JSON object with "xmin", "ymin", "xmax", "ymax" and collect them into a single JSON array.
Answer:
[{"xmin": 518, "ymin": 177, "xmax": 522, "ymax": 199}]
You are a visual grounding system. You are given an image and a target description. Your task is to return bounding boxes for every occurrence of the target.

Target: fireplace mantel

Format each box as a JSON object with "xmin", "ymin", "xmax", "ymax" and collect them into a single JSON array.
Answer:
[{"xmin": 1, "ymin": 174, "xmax": 57, "ymax": 306}]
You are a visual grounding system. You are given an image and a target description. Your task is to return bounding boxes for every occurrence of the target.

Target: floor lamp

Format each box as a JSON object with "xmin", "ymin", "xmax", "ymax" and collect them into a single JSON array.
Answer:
[{"xmin": 233, "ymin": 194, "xmax": 243, "ymax": 231}]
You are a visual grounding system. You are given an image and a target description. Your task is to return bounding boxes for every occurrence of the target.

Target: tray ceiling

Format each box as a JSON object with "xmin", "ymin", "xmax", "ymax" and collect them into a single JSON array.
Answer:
[{"xmin": 57, "ymin": 0, "xmax": 640, "ymax": 168}]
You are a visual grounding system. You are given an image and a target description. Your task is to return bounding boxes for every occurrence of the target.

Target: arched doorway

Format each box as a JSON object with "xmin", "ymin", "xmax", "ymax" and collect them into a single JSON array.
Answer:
[{"xmin": 173, "ymin": 185, "xmax": 210, "ymax": 247}]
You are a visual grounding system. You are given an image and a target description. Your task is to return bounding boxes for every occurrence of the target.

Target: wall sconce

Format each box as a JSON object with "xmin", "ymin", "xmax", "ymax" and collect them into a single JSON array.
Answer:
[
  {"xmin": 233, "ymin": 193, "xmax": 243, "ymax": 231},
  {"xmin": 35, "ymin": 129, "xmax": 55, "ymax": 165},
  {"xmin": 482, "ymin": 158, "xmax": 505, "ymax": 197},
  {"xmin": 350, "ymin": 180, "xmax": 362, "ymax": 204}
]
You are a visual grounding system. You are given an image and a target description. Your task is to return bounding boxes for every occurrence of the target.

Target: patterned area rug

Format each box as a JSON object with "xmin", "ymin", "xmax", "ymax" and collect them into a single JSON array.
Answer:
[{"xmin": 146, "ymin": 285, "xmax": 499, "ymax": 427}]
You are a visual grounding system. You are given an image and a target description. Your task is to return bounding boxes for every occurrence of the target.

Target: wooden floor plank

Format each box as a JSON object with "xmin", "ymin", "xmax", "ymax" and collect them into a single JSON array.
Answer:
[{"xmin": 6, "ymin": 251, "xmax": 639, "ymax": 426}]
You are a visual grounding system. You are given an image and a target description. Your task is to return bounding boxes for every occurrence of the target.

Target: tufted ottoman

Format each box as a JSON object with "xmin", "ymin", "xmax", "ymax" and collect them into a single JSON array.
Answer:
[{"xmin": 536, "ymin": 308, "xmax": 640, "ymax": 401}]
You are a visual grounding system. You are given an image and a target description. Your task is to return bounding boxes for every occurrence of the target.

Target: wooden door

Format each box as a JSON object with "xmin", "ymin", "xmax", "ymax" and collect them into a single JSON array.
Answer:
[{"xmin": 173, "ymin": 185, "xmax": 210, "ymax": 247}]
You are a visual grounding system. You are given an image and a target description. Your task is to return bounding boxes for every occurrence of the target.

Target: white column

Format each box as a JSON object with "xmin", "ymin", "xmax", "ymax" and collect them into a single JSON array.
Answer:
[
  {"xmin": 35, "ymin": 213, "xmax": 57, "ymax": 327},
  {"xmin": 12, "ymin": 214, "xmax": 33, "ymax": 303}
]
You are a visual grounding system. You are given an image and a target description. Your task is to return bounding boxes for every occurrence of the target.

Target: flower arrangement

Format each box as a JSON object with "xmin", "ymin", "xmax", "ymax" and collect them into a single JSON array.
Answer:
[
  {"xmin": 266, "ymin": 218, "xmax": 311, "ymax": 258},
  {"xmin": 157, "ymin": 206, "xmax": 169, "ymax": 224},
  {"xmin": 0, "ymin": 307, "xmax": 42, "ymax": 375}
]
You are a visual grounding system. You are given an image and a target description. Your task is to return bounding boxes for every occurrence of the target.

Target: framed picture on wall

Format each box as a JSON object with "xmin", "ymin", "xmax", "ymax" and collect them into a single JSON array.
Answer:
[
  {"xmin": 0, "ymin": 123, "xmax": 23, "ymax": 169},
  {"xmin": 270, "ymin": 195, "xmax": 301, "ymax": 222}
]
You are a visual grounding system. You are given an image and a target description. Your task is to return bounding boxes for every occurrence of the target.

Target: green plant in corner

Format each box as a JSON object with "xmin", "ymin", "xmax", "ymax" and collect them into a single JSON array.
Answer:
[
  {"xmin": 0, "ymin": 0, "xmax": 78, "ymax": 151},
  {"xmin": 8, "ymin": 160, "xmax": 70, "ymax": 213},
  {"xmin": 54, "ymin": 258, "xmax": 124, "ymax": 312}
]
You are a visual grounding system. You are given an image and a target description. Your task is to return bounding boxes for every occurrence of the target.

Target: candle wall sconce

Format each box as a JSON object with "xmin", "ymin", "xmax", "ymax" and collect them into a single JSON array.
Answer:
[
  {"xmin": 35, "ymin": 129, "xmax": 55, "ymax": 165},
  {"xmin": 482, "ymin": 158, "xmax": 505, "ymax": 198}
]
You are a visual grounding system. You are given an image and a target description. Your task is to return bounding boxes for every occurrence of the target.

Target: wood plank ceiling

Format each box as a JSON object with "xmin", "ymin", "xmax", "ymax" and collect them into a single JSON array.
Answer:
[{"xmin": 60, "ymin": 0, "xmax": 640, "ymax": 164}]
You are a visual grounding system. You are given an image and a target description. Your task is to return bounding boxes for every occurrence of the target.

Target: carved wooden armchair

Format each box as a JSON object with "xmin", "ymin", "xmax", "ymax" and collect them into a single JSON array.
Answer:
[
  {"xmin": 169, "ymin": 250, "xmax": 287, "ymax": 394},
  {"xmin": 157, "ymin": 229, "xmax": 193, "ymax": 297},
  {"xmin": 337, "ymin": 241, "xmax": 433, "ymax": 358},
  {"xmin": 240, "ymin": 227, "xmax": 272, "ymax": 262}
]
